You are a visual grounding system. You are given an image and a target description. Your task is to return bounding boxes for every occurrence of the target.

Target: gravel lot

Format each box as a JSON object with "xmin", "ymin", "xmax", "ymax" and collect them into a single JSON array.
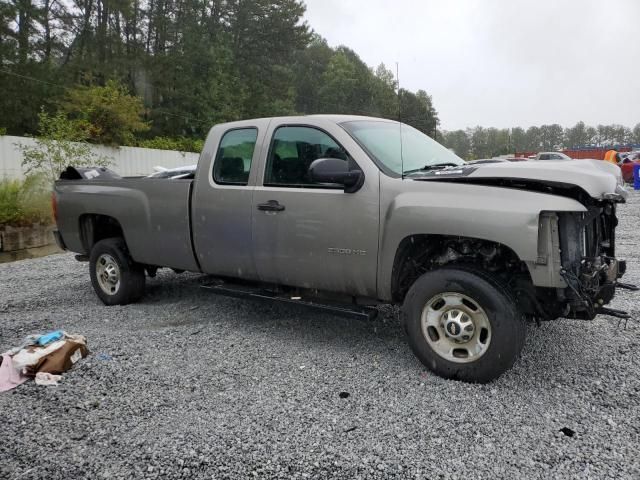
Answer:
[{"xmin": 1, "ymin": 192, "xmax": 640, "ymax": 480}]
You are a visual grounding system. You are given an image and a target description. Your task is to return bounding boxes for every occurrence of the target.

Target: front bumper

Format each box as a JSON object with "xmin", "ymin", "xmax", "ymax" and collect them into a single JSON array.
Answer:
[{"xmin": 562, "ymin": 257, "xmax": 626, "ymax": 320}]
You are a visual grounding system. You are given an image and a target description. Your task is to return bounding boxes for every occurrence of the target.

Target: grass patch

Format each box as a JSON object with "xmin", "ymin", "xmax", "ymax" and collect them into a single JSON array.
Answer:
[{"xmin": 0, "ymin": 175, "xmax": 53, "ymax": 227}]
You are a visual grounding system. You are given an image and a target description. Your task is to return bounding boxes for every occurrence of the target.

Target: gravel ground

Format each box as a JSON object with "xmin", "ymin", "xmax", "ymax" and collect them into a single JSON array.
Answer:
[{"xmin": 1, "ymin": 193, "xmax": 640, "ymax": 480}]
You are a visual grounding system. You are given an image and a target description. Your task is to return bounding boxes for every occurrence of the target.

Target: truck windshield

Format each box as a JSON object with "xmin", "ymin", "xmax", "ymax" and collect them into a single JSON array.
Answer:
[{"xmin": 341, "ymin": 120, "xmax": 464, "ymax": 175}]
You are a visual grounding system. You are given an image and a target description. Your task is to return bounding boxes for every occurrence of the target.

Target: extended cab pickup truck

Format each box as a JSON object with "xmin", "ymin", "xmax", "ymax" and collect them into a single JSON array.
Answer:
[{"xmin": 53, "ymin": 115, "xmax": 630, "ymax": 382}]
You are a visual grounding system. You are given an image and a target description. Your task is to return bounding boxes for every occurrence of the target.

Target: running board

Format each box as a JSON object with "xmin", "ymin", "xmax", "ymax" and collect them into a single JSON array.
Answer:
[
  {"xmin": 617, "ymin": 282, "xmax": 640, "ymax": 291},
  {"xmin": 201, "ymin": 282, "xmax": 378, "ymax": 321},
  {"xmin": 597, "ymin": 306, "xmax": 631, "ymax": 319}
]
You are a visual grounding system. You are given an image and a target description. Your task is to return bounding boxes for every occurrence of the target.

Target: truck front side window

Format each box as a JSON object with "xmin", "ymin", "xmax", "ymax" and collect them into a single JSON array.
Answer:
[
  {"xmin": 264, "ymin": 126, "xmax": 349, "ymax": 187},
  {"xmin": 213, "ymin": 128, "xmax": 258, "ymax": 185}
]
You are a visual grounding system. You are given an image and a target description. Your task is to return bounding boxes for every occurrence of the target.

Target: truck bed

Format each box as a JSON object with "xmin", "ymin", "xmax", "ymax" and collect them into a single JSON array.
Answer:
[{"xmin": 55, "ymin": 177, "xmax": 200, "ymax": 272}]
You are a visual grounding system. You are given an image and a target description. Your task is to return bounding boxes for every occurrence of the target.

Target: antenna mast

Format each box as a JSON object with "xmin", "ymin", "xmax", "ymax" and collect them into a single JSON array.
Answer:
[{"xmin": 396, "ymin": 62, "xmax": 404, "ymax": 179}]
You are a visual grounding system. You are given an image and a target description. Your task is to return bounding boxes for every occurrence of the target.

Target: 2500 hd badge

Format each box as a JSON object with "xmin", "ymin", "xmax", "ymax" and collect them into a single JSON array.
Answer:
[{"xmin": 328, "ymin": 247, "xmax": 367, "ymax": 256}]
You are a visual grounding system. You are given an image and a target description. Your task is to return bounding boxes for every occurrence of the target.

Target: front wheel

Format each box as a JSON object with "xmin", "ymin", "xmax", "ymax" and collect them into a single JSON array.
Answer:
[
  {"xmin": 89, "ymin": 238, "xmax": 145, "ymax": 305},
  {"xmin": 402, "ymin": 267, "xmax": 526, "ymax": 383}
]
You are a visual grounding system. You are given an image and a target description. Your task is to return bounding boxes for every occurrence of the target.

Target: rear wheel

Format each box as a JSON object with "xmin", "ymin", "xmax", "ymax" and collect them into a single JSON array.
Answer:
[
  {"xmin": 402, "ymin": 267, "xmax": 526, "ymax": 383},
  {"xmin": 89, "ymin": 238, "xmax": 145, "ymax": 305}
]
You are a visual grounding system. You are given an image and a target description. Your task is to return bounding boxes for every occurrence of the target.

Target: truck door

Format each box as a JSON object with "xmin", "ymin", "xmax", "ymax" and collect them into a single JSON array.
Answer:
[
  {"xmin": 192, "ymin": 121, "xmax": 268, "ymax": 279},
  {"xmin": 251, "ymin": 123, "xmax": 380, "ymax": 297}
]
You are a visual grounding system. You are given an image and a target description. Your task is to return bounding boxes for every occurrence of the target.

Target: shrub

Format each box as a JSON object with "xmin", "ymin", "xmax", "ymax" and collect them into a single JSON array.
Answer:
[
  {"xmin": 137, "ymin": 136, "xmax": 204, "ymax": 153},
  {"xmin": 0, "ymin": 179, "xmax": 22, "ymax": 225},
  {"xmin": 18, "ymin": 110, "xmax": 111, "ymax": 184},
  {"xmin": 20, "ymin": 174, "xmax": 53, "ymax": 224},
  {"xmin": 0, "ymin": 175, "xmax": 52, "ymax": 227}
]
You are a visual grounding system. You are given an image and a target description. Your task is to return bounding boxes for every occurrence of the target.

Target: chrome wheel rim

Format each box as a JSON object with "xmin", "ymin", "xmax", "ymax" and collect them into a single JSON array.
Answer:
[
  {"xmin": 96, "ymin": 254, "xmax": 121, "ymax": 296},
  {"xmin": 421, "ymin": 292, "xmax": 491, "ymax": 363}
]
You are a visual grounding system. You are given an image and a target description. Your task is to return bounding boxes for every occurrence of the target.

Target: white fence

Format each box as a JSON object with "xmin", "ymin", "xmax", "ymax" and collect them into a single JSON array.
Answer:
[{"xmin": 0, "ymin": 135, "xmax": 200, "ymax": 180}]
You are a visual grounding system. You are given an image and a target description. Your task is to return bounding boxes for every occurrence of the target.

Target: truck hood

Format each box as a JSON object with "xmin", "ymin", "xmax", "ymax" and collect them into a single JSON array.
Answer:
[{"xmin": 411, "ymin": 159, "xmax": 626, "ymax": 203}]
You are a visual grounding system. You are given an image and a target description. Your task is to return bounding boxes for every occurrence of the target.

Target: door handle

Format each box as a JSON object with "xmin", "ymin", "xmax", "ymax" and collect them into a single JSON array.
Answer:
[{"xmin": 257, "ymin": 200, "xmax": 285, "ymax": 212}]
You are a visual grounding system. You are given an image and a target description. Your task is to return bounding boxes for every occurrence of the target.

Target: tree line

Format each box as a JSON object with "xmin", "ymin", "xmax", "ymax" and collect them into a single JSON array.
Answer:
[
  {"xmin": 440, "ymin": 121, "xmax": 640, "ymax": 160},
  {"xmin": 0, "ymin": 0, "xmax": 438, "ymax": 147}
]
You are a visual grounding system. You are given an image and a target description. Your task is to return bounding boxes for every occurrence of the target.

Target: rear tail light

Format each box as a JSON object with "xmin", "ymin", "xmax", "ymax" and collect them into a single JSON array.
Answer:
[{"xmin": 51, "ymin": 192, "xmax": 58, "ymax": 223}]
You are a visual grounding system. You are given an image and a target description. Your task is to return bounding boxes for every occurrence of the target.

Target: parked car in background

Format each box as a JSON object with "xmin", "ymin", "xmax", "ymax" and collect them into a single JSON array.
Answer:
[
  {"xmin": 533, "ymin": 152, "xmax": 573, "ymax": 161},
  {"xmin": 619, "ymin": 152, "xmax": 640, "ymax": 183}
]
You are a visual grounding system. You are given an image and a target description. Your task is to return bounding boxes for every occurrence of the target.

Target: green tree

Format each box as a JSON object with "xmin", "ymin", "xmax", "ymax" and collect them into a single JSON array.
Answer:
[
  {"xmin": 510, "ymin": 127, "xmax": 527, "ymax": 152},
  {"xmin": 318, "ymin": 48, "xmax": 375, "ymax": 115},
  {"xmin": 0, "ymin": 0, "xmax": 443, "ymax": 147},
  {"xmin": 596, "ymin": 124, "xmax": 611, "ymax": 145},
  {"xmin": 225, "ymin": 0, "xmax": 310, "ymax": 118},
  {"xmin": 441, "ymin": 130, "xmax": 471, "ymax": 159},
  {"xmin": 610, "ymin": 124, "xmax": 632, "ymax": 144},
  {"xmin": 469, "ymin": 127, "xmax": 488, "ymax": 159},
  {"xmin": 525, "ymin": 126, "xmax": 542, "ymax": 151},
  {"xmin": 564, "ymin": 121, "xmax": 589, "ymax": 147},
  {"xmin": 371, "ymin": 63, "xmax": 398, "ymax": 119},
  {"xmin": 400, "ymin": 89, "xmax": 438, "ymax": 136},
  {"xmin": 60, "ymin": 80, "xmax": 149, "ymax": 145},
  {"xmin": 293, "ymin": 34, "xmax": 333, "ymax": 114},
  {"xmin": 585, "ymin": 126, "xmax": 598, "ymax": 145},
  {"xmin": 633, "ymin": 123, "xmax": 640, "ymax": 144},
  {"xmin": 539, "ymin": 124, "xmax": 564, "ymax": 150},
  {"xmin": 485, "ymin": 128, "xmax": 510, "ymax": 157}
]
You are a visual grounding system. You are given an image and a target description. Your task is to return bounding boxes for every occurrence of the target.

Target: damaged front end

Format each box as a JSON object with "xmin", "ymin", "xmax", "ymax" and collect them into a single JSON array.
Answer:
[{"xmin": 556, "ymin": 195, "xmax": 629, "ymax": 320}]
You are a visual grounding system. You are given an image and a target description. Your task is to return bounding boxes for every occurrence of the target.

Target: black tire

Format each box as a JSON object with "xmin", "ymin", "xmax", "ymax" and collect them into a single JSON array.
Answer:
[
  {"xmin": 402, "ymin": 266, "xmax": 526, "ymax": 383},
  {"xmin": 89, "ymin": 238, "xmax": 145, "ymax": 305}
]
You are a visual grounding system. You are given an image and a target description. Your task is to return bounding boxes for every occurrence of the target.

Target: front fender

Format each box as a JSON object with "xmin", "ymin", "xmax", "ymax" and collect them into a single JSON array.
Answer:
[{"xmin": 377, "ymin": 179, "xmax": 587, "ymax": 300}]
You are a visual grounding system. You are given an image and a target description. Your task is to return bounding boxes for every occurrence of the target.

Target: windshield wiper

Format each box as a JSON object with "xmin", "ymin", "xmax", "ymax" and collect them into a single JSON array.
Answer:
[{"xmin": 403, "ymin": 163, "xmax": 461, "ymax": 175}]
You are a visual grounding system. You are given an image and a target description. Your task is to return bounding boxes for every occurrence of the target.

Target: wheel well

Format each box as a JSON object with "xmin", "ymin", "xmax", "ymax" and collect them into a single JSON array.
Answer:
[
  {"xmin": 391, "ymin": 234, "xmax": 532, "ymax": 303},
  {"xmin": 79, "ymin": 214, "xmax": 125, "ymax": 254}
]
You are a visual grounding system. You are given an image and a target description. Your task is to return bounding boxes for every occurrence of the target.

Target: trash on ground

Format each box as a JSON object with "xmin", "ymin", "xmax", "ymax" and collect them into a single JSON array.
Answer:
[
  {"xmin": 0, "ymin": 331, "xmax": 89, "ymax": 392},
  {"xmin": 36, "ymin": 330, "xmax": 64, "ymax": 346},
  {"xmin": 35, "ymin": 372, "xmax": 62, "ymax": 386},
  {"xmin": 0, "ymin": 354, "xmax": 29, "ymax": 392}
]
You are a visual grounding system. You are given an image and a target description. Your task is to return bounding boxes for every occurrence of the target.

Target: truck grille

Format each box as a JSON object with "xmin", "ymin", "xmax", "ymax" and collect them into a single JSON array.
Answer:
[
  {"xmin": 584, "ymin": 203, "xmax": 616, "ymax": 258},
  {"xmin": 558, "ymin": 201, "xmax": 617, "ymax": 271}
]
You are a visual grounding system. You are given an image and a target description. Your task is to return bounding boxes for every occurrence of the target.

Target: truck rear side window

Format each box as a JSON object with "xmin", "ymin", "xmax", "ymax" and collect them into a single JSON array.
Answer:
[
  {"xmin": 213, "ymin": 128, "xmax": 258, "ymax": 185},
  {"xmin": 264, "ymin": 126, "xmax": 349, "ymax": 187}
]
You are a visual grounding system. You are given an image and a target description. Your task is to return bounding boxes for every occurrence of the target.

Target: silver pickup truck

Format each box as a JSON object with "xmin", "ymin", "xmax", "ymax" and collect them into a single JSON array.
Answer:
[{"xmin": 53, "ymin": 115, "xmax": 630, "ymax": 382}]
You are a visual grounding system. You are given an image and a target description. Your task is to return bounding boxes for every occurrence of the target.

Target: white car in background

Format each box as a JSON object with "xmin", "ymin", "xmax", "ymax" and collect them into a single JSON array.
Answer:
[{"xmin": 532, "ymin": 152, "xmax": 573, "ymax": 161}]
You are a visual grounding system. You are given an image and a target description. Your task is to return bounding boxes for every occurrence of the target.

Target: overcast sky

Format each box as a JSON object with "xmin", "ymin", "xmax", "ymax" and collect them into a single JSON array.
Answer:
[{"xmin": 303, "ymin": 0, "xmax": 640, "ymax": 131}]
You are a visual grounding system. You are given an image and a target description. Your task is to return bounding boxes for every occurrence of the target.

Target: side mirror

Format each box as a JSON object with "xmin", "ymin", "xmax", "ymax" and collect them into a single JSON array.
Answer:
[{"xmin": 308, "ymin": 158, "xmax": 364, "ymax": 193}]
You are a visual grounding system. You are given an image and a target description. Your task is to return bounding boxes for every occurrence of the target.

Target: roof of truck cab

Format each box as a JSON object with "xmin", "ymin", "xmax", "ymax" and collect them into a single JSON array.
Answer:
[
  {"xmin": 212, "ymin": 115, "xmax": 398, "ymax": 130},
  {"xmin": 221, "ymin": 115, "xmax": 396, "ymax": 125},
  {"xmin": 306, "ymin": 114, "xmax": 397, "ymax": 123}
]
